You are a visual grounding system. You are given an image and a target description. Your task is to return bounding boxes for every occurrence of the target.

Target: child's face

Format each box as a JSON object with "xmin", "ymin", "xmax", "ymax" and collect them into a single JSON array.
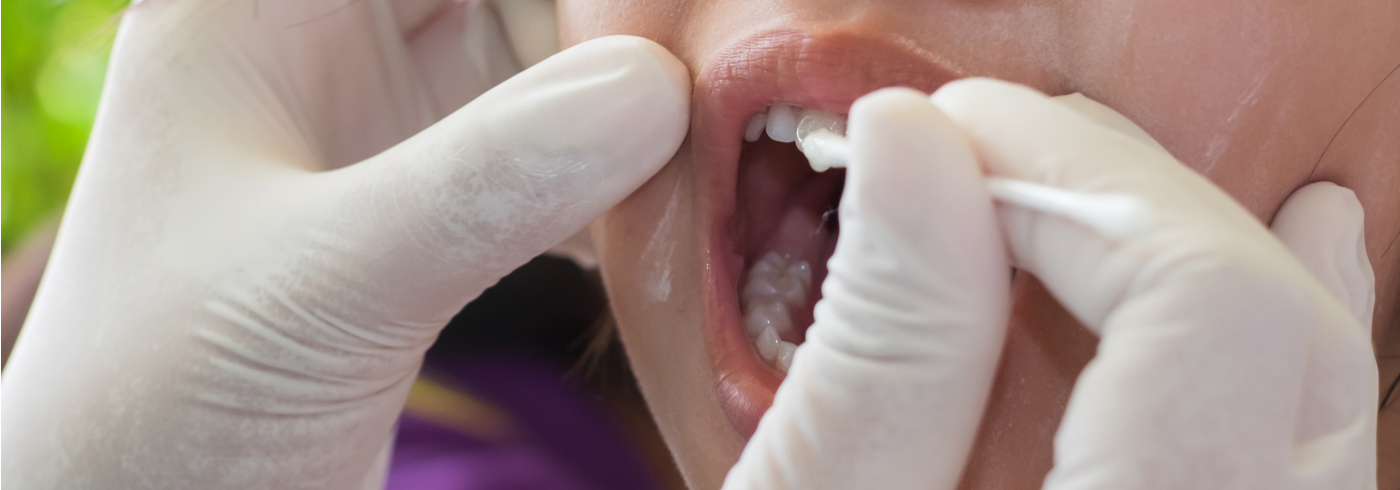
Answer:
[{"xmin": 564, "ymin": 1, "xmax": 1400, "ymax": 488}]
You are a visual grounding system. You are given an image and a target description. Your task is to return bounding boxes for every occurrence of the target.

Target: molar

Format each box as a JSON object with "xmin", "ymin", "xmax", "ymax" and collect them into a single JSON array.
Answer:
[
  {"xmin": 744, "ymin": 301, "xmax": 792, "ymax": 338},
  {"xmin": 751, "ymin": 251, "xmax": 786, "ymax": 276},
  {"xmin": 756, "ymin": 326, "xmax": 781, "ymax": 363},
  {"xmin": 776, "ymin": 341, "xmax": 797, "ymax": 373},
  {"xmin": 742, "ymin": 275, "xmax": 782, "ymax": 303},
  {"xmin": 774, "ymin": 276, "xmax": 806, "ymax": 308},
  {"xmin": 786, "ymin": 261, "xmax": 812, "ymax": 290}
]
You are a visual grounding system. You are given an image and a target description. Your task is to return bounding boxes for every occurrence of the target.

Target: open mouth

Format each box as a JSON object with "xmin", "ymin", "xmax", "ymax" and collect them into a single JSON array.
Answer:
[{"xmin": 691, "ymin": 28, "xmax": 960, "ymax": 438}]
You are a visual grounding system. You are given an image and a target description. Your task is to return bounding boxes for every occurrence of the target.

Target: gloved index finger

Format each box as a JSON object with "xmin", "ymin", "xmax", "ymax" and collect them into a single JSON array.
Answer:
[
  {"xmin": 931, "ymin": 79, "xmax": 1375, "ymax": 489},
  {"xmin": 932, "ymin": 78, "xmax": 1274, "ymax": 327},
  {"xmin": 724, "ymin": 88, "xmax": 1009, "ymax": 490}
]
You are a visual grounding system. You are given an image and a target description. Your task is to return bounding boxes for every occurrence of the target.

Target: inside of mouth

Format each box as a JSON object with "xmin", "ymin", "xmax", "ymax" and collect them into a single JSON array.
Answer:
[{"xmin": 732, "ymin": 113, "xmax": 846, "ymax": 375}]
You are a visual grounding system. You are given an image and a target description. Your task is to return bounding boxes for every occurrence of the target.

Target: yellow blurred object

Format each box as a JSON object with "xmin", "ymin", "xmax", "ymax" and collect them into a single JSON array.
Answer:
[{"xmin": 404, "ymin": 376, "xmax": 519, "ymax": 443}]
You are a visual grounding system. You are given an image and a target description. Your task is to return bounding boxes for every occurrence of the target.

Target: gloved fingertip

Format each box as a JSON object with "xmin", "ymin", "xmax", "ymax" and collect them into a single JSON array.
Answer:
[
  {"xmin": 846, "ymin": 87, "xmax": 978, "ymax": 237},
  {"xmin": 1271, "ymin": 182, "xmax": 1375, "ymax": 328},
  {"xmin": 929, "ymin": 77, "xmax": 1050, "ymax": 122},
  {"xmin": 391, "ymin": 34, "xmax": 691, "ymax": 209},
  {"xmin": 539, "ymin": 35, "xmax": 691, "ymax": 177},
  {"xmin": 843, "ymin": 84, "xmax": 1008, "ymax": 302},
  {"xmin": 1050, "ymin": 93, "xmax": 1170, "ymax": 154},
  {"xmin": 581, "ymin": 35, "xmax": 692, "ymax": 108}
]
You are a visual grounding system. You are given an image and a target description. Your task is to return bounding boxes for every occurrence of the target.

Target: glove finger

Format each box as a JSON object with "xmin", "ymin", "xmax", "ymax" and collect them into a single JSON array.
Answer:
[
  {"xmin": 723, "ymin": 88, "xmax": 1010, "ymax": 490},
  {"xmin": 932, "ymin": 77, "xmax": 1278, "ymax": 330},
  {"xmin": 1050, "ymin": 93, "xmax": 1170, "ymax": 155},
  {"xmin": 324, "ymin": 35, "xmax": 689, "ymax": 325},
  {"xmin": 1269, "ymin": 181, "xmax": 1379, "ymax": 487},
  {"xmin": 1270, "ymin": 182, "xmax": 1376, "ymax": 328},
  {"xmin": 932, "ymin": 79, "xmax": 1370, "ymax": 488}
]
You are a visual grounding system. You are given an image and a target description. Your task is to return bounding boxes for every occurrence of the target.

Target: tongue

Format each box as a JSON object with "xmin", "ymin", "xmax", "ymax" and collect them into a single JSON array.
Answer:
[{"xmin": 759, "ymin": 175, "xmax": 838, "ymax": 264}]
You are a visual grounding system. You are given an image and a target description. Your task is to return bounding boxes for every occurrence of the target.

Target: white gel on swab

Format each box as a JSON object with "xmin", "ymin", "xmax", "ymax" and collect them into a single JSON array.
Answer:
[
  {"xmin": 984, "ymin": 178, "xmax": 1154, "ymax": 240},
  {"xmin": 800, "ymin": 130, "xmax": 851, "ymax": 172},
  {"xmin": 793, "ymin": 129, "xmax": 1149, "ymax": 241}
]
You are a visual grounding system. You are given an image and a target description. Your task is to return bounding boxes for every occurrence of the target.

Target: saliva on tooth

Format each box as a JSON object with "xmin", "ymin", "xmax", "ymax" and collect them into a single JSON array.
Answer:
[{"xmin": 744, "ymin": 104, "xmax": 851, "ymax": 173}]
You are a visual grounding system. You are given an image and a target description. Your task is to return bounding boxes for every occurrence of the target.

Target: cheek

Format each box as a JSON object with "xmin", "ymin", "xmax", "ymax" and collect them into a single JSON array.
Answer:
[
  {"xmin": 591, "ymin": 149, "xmax": 748, "ymax": 489},
  {"xmin": 557, "ymin": 0, "xmax": 688, "ymax": 47}
]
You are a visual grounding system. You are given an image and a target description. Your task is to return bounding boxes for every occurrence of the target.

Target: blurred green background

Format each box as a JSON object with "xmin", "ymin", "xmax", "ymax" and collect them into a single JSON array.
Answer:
[{"xmin": 3, "ymin": 0, "xmax": 129, "ymax": 255}]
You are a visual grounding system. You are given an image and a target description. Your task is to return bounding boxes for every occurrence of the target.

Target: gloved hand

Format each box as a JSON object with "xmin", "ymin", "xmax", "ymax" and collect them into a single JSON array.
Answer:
[
  {"xmin": 723, "ymin": 81, "xmax": 1377, "ymax": 489},
  {"xmin": 0, "ymin": 0, "xmax": 689, "ymax": 488}
]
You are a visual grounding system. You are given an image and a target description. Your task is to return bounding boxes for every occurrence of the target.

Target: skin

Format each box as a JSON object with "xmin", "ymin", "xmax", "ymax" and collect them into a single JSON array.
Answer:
[{"xmin": 566, "ymin": 1, "xmax": 1400, "ymax": 489}]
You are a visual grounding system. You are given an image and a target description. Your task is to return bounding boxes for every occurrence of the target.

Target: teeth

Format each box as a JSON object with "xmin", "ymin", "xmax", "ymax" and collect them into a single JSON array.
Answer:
[
  {"xmin": 756, "ymin": 326, "xmax": 781, "ymax": 363},
  {"xmin": 740, "ymin": 251, "xmax": 813, "ymax": 374},
  {"xmin": 786, "ymin": 260, "xmax": 812, "ymax": 286},
  {"xmin": 744, "ymin": 301, "xmax": 792, "ymax": 337},
  {"xmin": 795, "ymin": 109, "xmax": 846, "ymax": 152},
  {"xmin": 747, "ymin": 104, "xmax": 850, "ymax": 171},
  {"xmin": 776, "ymin": 341, "xmax": 797, "ymax": 373},
  {"xmin": 765, "ymin": 104, "xmax": 800, "ymax": 143},
  {"xmin": 744, "ymin": 111, "xmax": 768, "ymax": 142},
  {"xmin": 751, "ymin": 251, "xmax": 785, "ymax": 276},
  {"xmin": 800, "ymin": 130, "xmax": 850, "ymax": 172},
  {"xmin": 742, "ymin": 275, "xmax": 782, "ymax": 303},
  {"xmin": 738, "ymin": 105, "xmax": 844, "ymax": 372},
  {"xmin": 775, "ymin": 276, "xmax": 806, "ymax": 308}
]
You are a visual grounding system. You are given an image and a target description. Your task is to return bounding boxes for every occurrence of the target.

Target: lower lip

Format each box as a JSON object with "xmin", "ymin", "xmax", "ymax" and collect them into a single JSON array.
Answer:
[{"xmin": 692, "ymin": 27, "xmax": 961, "ymax": 439}]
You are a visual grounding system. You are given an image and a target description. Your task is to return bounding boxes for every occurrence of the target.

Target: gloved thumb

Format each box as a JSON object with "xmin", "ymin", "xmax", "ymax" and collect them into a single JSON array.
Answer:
[
  {"xmin": 1269, "ymin": 182, "xmax": 1376, "ymax": 328},
  {"xmin": 321, "ymin": 35, "xmax": 690, "ymax": 324}
]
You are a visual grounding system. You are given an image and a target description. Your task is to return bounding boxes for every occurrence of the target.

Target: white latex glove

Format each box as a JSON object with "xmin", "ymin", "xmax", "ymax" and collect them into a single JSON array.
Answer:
[
  {"xmin": 724, "ymin": 81, "xmax": 1377, "ymax": 489},
  {"xmin": 0, "ymin": 0, "xmax": 689, "ymax": 488},
  {"xmin": 723, "ymin": 88, "xmax": 1013, "ymax": 490}
]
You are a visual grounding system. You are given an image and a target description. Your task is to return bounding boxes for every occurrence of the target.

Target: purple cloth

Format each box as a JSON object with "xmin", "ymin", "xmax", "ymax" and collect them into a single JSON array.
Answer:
[{"xmin": 385, "ymin": 354, "xmax": 663, "ymax": 490}]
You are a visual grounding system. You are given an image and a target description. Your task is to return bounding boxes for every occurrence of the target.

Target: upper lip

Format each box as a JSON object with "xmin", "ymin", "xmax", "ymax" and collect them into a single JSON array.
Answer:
[{"xmin": 690, "ymin": 27, "xmax": 961, "ymax": 439}]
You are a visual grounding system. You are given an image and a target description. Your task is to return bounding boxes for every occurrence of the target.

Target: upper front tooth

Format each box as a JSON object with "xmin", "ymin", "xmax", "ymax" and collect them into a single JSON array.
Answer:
[
  {"xmin": 795, "ymin": 109, "xmax": 846, "ymax": 151},
  {"xmin": 765, "ymin": 104, "xmax": 800, "ymax": 143},
  {"xmin": 744, "ymin": 111, "xmax": 768, "ymax": 142}
]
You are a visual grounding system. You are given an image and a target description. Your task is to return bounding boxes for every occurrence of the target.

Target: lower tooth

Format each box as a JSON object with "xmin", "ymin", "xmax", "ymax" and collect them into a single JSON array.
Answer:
[
  {"xmin": 743, "ymin": 278, "xmax": 781, "ymax": 302},
  {"xmin": 786, "ymin": 261, "xmax": 813, "ymax": 287},
  {"xmin": 756, "ymin": 327, "xmax": 780, "ymax": 362},
  {"xmin": 776, "ymin": 341, "xmax": 797, "ymax": 373},
  {"xmin": 744, "ymin": 301, "xmax": 792, "ymax": 338},
  {"xmin": 743, "ymin": 253, "xmax": 815, "ymax": 371},
  {"xmin": 776, "ymin": 276, "xmax": 805, "ymax": 307}
]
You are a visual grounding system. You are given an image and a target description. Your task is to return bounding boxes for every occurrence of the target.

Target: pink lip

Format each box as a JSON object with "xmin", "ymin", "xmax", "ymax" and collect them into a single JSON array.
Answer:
[{"xmin": 691, "ymin": 27, "xmax": 961, "ymax": 439}]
